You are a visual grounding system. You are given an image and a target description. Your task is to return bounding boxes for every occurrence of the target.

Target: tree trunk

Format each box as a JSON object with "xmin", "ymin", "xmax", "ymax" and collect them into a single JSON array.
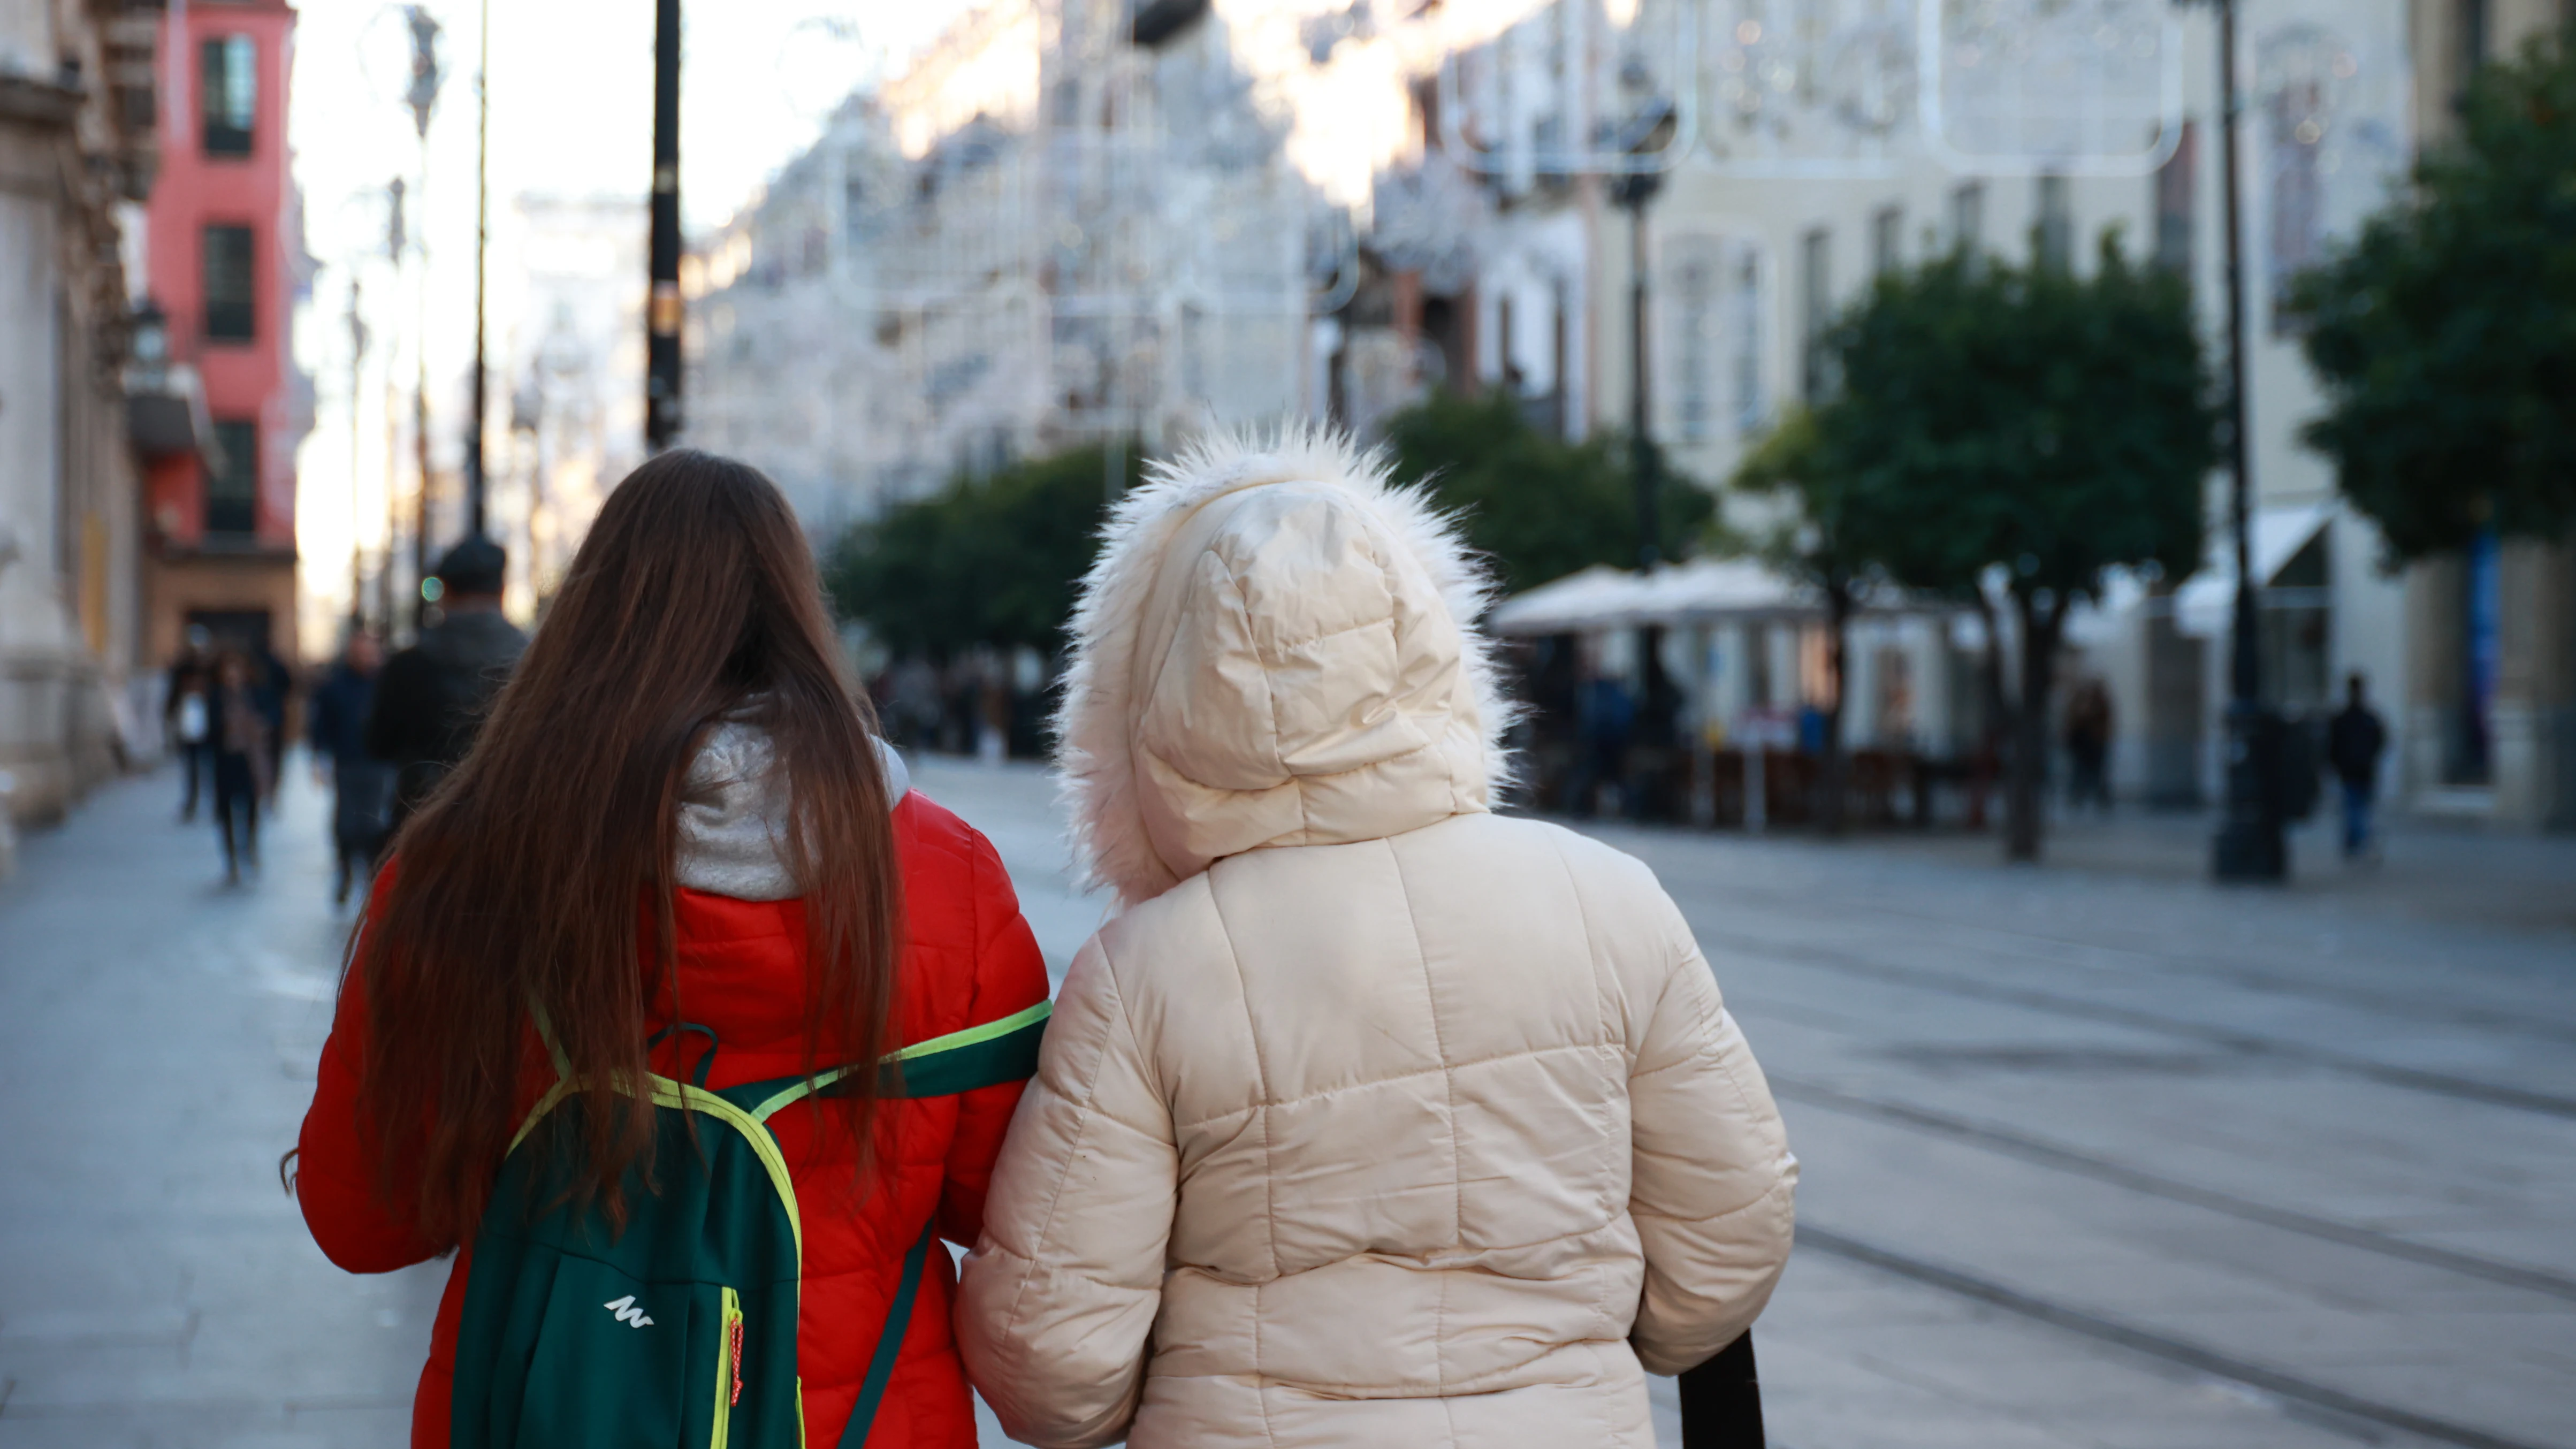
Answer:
[
  {"xmin": 1818, "ymin": 579, "xmax": 1851, "ymax": 837},
  {"xmin": 2003, "ymin": 591, "xmax": 2064, "ymax": 863},
  {"xmin": 1968, "ymin": 590, "xmax": 2010, "ymax": 833}
]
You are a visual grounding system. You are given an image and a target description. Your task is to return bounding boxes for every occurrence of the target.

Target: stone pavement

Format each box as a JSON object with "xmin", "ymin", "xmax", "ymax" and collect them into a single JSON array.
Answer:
[
  {"xmin": 0, "ymin": 759, "xmax": 443, "ymax": 1448},
  {"xmin": 3, "ymin": 756, "xmax": 2571, "ymax": 1448}
]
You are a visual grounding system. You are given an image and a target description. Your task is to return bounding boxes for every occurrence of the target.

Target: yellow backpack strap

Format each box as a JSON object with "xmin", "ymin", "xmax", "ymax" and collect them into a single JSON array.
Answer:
[{"xmin": 744, "ymin": 1000, "xmax": 1053, "ymax": 1123}]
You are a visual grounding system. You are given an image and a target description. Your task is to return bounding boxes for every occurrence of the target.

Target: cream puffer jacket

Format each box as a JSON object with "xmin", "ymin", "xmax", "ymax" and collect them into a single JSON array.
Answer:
[{"xmin": 956, "ymin": 431, "xmax": 1796, "ymax": 1448}]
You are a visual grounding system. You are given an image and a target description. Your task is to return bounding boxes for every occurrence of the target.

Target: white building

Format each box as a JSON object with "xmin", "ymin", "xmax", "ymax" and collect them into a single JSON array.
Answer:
[
  {"xmin": 688, "ymin": 0, "xmax": 1342, "ymax": 533},
  {"xmin": 493, "ymin": 193, "xmax": 647, "ymax": 610},
  {"xmin": 1419, "ymin": 0, "xmax": 2491, "ymax": 819}
]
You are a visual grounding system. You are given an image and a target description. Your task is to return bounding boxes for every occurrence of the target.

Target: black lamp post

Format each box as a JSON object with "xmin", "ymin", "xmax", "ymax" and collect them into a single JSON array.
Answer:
[
  {"xmin": 2207, "ymin": 0, "xmax": 2287, "ymax": 881},
  {"xmin": 1611, "ymin": 98, "xmax": 1679, "ymax": 815},
  {"xmin": 645, "ymin": 0, "xmax": 683, "ymax": 452}
]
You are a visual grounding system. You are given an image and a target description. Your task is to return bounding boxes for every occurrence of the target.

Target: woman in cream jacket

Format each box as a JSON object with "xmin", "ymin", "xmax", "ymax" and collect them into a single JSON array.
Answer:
[{"xmin": 957, "ymin": 430, "xmax": 1796, "ymax": 1448}]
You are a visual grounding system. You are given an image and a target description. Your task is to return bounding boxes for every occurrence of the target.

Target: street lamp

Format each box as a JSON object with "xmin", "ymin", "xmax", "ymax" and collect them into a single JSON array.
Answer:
[
  {"xmin": 402, "ymin": 5, "xmax": 441, "ymax": 636},
  {"xmin": 467, "ymin": 0, "xmax": 492, "ymax": 538},
  {"xmin": 2205, "ymin": 0, "xmax": 2287, "ymax": 881},
  {"xmin": 645, "ymin": 0, "xmax": 683, "ymax": 452}
]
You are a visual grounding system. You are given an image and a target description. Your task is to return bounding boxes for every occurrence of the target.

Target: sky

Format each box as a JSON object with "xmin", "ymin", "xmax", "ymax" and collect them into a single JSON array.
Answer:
[{"xmin": 287, "ymin": 0, "xmax": 972, "ymax": 638}]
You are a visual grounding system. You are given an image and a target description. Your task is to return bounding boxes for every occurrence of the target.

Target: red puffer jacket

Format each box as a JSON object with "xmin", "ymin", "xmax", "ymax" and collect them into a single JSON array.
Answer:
[{"xmin": 295, "ymin": 790, "xmax": 1049, "ymax": 1448}]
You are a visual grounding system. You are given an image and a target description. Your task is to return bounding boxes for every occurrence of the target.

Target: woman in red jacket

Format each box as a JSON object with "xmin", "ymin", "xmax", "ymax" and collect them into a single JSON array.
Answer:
[{"xmin": 292, "ymin": 450, "xmax": 1048, "ymax": 1448}]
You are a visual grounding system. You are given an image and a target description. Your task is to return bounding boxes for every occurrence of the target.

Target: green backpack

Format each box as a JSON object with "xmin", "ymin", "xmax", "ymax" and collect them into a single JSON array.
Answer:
[{"xmin": 448, "ymin": 1001, "xmax": 1050, "ymax": 1449}]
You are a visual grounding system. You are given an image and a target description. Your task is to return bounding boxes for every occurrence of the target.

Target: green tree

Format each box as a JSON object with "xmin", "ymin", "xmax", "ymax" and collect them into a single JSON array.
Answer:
[
  {"xmin": 1816, "ymin": 239, "xmax": 2213, "ymax": 861},
  {"xmin": 2287, "ymin": 30, "xmax": 2576, "ymax": 559},
  {"xmin": 1380, "ymin": 390, "xmax": 1713, "ymax": 594},
  {"xmin": 825, "ymin": 444, "xmax": 1140, "ymax": 659},
  {"xmin": 1730, "ymin": 408, "xmax": 1864, "ymax": 834}
]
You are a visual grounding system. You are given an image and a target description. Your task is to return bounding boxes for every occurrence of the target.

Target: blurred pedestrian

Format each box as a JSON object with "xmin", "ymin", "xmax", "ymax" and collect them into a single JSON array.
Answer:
[
  {"xmin": 251, "ymin": 636, "xmax": 293, "ymax": 805},
  {"xmin": 309, "ymin": 632, "xmax": 392, "ymax": 904},
  {"xmin": 165, "ymin": 625, "xmax": 214, "ymax": 822},
  {"xmin": 209, "ymin": 651, "xmax": 272, "ymax": 883},
  {"xmin": 959, "ymin": 430, "xmax": 1795, "ymax": 1448},
  {"xmin": 1572, "ymin": 669, "xmax": 1636, "ymax": 816},
  {"xmin": 291, "ymin": 449, "xmax": 1046, "ymax": 1448},
  {"xmin": 2063, "ymin": 678, "xmax": 2114, "ymax": 813},
  {"xmin": 2327, "ymin": 672, "xmax": 2388, "ymax": 859},
  {"xmin": 366, "ymin": 536, "xmax": 528, "ymax": 837}
]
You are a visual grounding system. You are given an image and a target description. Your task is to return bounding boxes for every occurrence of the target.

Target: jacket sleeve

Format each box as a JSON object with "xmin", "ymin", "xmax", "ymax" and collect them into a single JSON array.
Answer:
[
  {"xmin": 294, "ymin": 910, "xmax": 449, "ymax": 1274},
  {"xmin": 308, "ymin": 682, "xmax": 342, "ymax": 766},
  {"xmin": 954, "ymin": 933, "xmax": 1175, "ymax": 1449},
  {"xmin": 364, "ymin": 651, "xmax": 427, "ymax": 765},
  {"xmin": 1625, "ymin": 887, "xmax": 1798, "ymax": 1376},
  {"xmin": 935, "ymin": 830, "xmax": 1053, "ymax": 1248}
]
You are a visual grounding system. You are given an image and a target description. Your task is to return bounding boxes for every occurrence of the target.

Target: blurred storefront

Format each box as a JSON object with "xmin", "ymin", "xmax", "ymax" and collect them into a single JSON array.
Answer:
[{"xmin": 1492, "ymin": 558, "xmax": 1978, "ymax": 826}]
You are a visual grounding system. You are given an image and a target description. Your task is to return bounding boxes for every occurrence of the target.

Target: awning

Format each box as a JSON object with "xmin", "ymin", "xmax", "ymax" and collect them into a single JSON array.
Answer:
[
  {"xmin": 2173, "ymin": 500, "xmax": 2333, "ymax": 637},
  {"xmin": 1490, "ymin": 559, "xmax": 1813, "ymax": 635},
  {"xmin": 1489, "ymin": 556, "xmax": 1962, "ymax": 636}
]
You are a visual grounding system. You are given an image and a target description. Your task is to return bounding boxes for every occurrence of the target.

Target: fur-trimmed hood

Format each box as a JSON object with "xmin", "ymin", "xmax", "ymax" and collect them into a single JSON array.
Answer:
[{"xmin": 1054, "ymin": 426, "xmax": 1514, "ymax": 907}]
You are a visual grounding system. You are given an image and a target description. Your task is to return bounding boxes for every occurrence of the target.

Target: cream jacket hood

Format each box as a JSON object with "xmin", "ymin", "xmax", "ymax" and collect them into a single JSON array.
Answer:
[{"xmin": 957, "ymin": 430, "xmax": 1796, "ymax": 1449}]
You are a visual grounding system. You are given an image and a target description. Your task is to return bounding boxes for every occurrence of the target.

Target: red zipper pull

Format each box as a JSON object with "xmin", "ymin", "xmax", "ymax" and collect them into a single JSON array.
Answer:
[{"xmin": 729, "ymin": 1317, "xmax": 745, "ymax": 1406}]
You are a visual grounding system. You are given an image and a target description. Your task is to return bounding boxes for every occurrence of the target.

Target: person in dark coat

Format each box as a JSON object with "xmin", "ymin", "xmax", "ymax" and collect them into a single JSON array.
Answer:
[
  {"xmin": 210, "ymin": 651, "xmax": 273, "ymax": 883},
  {"xmin": 309, "ymin": 631, "xmax": 393, "ymax": 903},
  {"xmin": 251, "ymin": 639, "xmax": 294, "ymax": 804},
  {"xmin": 368, "ymin": 536, "xmax": 529, "ymax": 838},
  {"xmin": 165, "ymin": 626, "xmax": 215, "ymax": 821},
  {"xmin": 2326, "ymin": 672, "xmax": 2389, "ymax": 859}
]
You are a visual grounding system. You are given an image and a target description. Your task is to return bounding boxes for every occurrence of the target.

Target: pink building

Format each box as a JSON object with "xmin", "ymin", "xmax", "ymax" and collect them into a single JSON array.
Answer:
[{"xmin": 141, "ymin": 0, "xmax": 306, "ymax": 666}]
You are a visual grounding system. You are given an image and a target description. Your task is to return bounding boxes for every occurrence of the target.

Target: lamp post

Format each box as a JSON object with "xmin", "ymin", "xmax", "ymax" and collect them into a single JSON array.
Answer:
[
  {"xmin": 403, "ymin": 6, "xmax": 441, "ymax": 635},
  {"xmin": 466, "ymin": 0, "xmax": 491, "ymax": 537},
  {"xmin": 645, "ymin": 0, "xmax": 683, "ymax": 452},
  {"xmin": 347, "ymin": 273, "xmax": 369, "ymax": 634},
  {"xmin": 2207, "ymin": 0, "xmax": 2287, "ymax": 881}
]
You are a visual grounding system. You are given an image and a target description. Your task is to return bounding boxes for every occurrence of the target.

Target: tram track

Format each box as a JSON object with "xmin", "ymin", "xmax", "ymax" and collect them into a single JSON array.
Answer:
[
  {"xmin": 1794, "ymin": 1224, "xmax": 2561, "ymax": 1449},
  {"xmin": 1701, "ymin": 933, "xmax": 2576, "ymax": 1120},
  {"xmin": 1655, "ymin": 873, "xmax": 2576, "ymax": 1047},
  {"xmin": 1767, "ymin": 1073, "xmax": 2576, "ymax": 1303}
]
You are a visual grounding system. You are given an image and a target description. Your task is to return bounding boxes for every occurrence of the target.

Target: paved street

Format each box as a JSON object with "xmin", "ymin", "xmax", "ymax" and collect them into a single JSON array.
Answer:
[{"xmin": 4, "ymin": 757, "xmax": 2572, "ymax": 1448}]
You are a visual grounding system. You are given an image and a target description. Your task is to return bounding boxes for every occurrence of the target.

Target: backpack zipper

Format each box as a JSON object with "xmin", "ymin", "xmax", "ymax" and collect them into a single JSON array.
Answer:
[{"xmin": 711, "ymin": 1286, "xmax": 743, "ymax": 1449}]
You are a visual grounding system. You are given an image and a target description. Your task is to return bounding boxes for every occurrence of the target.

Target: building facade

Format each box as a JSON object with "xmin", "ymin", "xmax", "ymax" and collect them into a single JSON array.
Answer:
[
  {"xmin": 688, "ymin": 0, "xmax": 1338, "ymax": 531},
  {"xmin": 1, "ymin": 0, "xmax": 166, "ymax": 828},
  {"xmin": 1424, "ymin": 0, "xmax": 2576, "ymax": 829},
  {"xmin": 138, "ymin": 0, "xmax": 306, "ymax": 673},
  {"xmin": 2397, "ymin": 0, "xmax": 2573, "ymax": 830}
]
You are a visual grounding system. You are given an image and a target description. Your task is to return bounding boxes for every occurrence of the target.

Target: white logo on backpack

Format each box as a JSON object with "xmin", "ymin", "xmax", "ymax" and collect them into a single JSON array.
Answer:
[{"xmin": 602, "ymin": 1295, "xmax": 654, "ymax": 1328}]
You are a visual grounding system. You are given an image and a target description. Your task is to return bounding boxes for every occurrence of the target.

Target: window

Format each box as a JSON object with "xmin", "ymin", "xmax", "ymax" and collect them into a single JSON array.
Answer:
[
  {"xmin": 200, "ymin": 36, "xmax": 255, "ymax": 156},
  {"xmin": 1871, "ymin": 205, "xmax": 1903, "ymax": 277},
  {"xmin": 1730, "ymin": 248, "xmax": 1764, "ymax": 433},
  {"xmin": 2036, "ymin": 172, "xmax": 2072, "ymax": 270},
  {"xmin": 1799, "ymin": 227, "xmax": 1832, "ymax": 402},
  {"xmin": 2267, "ymin": 76, "xmax": 2325, "ymax": 332},
  {"xmin": 203, "ymin": 225, "xmax": 255, "ymax": 342},
  {"xmin": 207, "ymin": 420, "xmax": 258, "ymax": 537},
  {"xmin": 1949, "ymin": 181, "xmax": 1985, "ymax": 255},
  {"xmin": 1667, "ymin": 240, "xmax": 1725, "ymax": 443},
  {"xmin": 2153, "ymin": 121, "xmax": 2197, "ymax": 274}
]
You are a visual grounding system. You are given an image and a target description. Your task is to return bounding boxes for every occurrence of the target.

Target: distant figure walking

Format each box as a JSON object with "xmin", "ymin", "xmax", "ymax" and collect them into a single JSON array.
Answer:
[
  {"xmin": 367, "ymin": 537, "xmax": 528, "ymax": 838},
  {"xmin": 2327, "ymin": 673, "xmax": 2388, "ymax": 859},
  {"xmin": 209, "ymin": 652, "xmax": 273, "ymax": 883},
  {"xmin": 165, "ymin": 625, "xmax": 215, "ymax": 821},
  {"xmin": 2063, "ymin": 678, "xmax": 2115, "ymax": 812},
  {"xmin": 309, "ymin": 632, "xmax": 392, "ymax": 903}
]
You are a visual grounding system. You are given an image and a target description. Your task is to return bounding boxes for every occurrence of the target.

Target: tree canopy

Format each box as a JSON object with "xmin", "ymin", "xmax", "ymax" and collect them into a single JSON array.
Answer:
[
  {"xmin": 825, "ymin": 444, "xmax": 1137, "ymax": 659},
  {"xmin": 1816, "ymin": 239, "xmax": 2213, "ymax": 602},
  {"xmin": 1807, "ymin": 237, "xmax": 2215, "ymax": 858},
  {"xmin": 1380, "ymin": 391, "xmax": 1713, "ymax": 594},
  {"xmin": 2286, "ymin": 30, "xmax": 2576, "ymax": 560}
]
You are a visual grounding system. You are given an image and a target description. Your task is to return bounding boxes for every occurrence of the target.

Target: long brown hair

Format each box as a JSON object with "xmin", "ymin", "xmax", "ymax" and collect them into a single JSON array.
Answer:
[{"xmin": 353, "ymin": 449, "xmax": 903, "ymax": 1245}]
